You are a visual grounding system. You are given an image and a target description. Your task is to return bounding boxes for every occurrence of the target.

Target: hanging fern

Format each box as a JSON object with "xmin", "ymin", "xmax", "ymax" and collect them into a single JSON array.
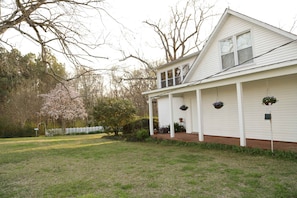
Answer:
[{"xmin": 262, "ymin": 96, "xmax": 277, "ymax": 105}]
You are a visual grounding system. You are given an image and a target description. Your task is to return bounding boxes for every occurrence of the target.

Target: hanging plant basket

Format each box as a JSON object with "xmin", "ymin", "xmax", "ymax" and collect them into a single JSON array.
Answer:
[
  {"xmin": 213, "ymin": 101, "xmax": 224, "ymax": 109},
  {"xmin": 180, "ymin": 105, "xmax": 188, "ymax": 111},
  {"xmin": 262, "ymin": 96, "xmax": 277, "ymax": 106}
]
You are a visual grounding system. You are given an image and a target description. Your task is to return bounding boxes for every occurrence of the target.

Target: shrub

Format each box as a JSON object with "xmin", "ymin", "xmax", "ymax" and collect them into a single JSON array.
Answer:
[
  {"xmin": 136, "ymin": 129, "xmax": 150, "ymax": 141},
  {"xmin": 122, "ymin": 117, "xmax": 158, "ymax": 134},
  {"xmin": 167, "ymin": 123, "xmax": 186, "ymax": 133},
  {"xmin": 0, "ymin": 119, "xmax": 35, "ymax": 138}
]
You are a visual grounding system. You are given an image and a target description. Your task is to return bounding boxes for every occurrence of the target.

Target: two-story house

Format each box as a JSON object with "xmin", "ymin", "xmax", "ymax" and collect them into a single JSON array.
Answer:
[{"xmin": 143, "ymin": 9, "xmax": 297, "ymax": 147}]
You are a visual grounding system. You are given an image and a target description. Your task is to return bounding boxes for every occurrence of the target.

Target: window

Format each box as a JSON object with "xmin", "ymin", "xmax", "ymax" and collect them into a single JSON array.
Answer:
[
  {"xmin": 159, "ymin": 64, "xmax": 190, "ymax": 88},
  {"xmin": 220, "ymin": 31, "xmax": 253, "ymax": 69},
  {"xmin": 220, "ymin": 38, "xmax": 235, "ymax": 68},
  {"xmin": 161, "ymin": 72, "xmax": 166, "ymax": 88},
  {"xmin": 175, "ymin": 68, "xmax": 181, "ymax": 85},
  {"xmin": 237, "ymin": 32, "xmax": 253, "ymax": 64},
  {"xmin": 167, "ymin": 70, "xmax": 173, "ymax": 87},
  {"xmin": 182, "ymin": 64, "xmax": 189, "ymax": 79}
]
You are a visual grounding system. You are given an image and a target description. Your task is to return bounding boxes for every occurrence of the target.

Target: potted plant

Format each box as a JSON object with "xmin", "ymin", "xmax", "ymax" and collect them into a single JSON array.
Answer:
[
  {"xmin": 213, "ymin": 101, "xmax": 224, "ymax": 109},
  {"xmin": 179, "ymin": 105, "xmax": 188, "ymax": 111},
  {"xmin": 262, "ymin": 96, "xmax": 277, "ymax": 105}
]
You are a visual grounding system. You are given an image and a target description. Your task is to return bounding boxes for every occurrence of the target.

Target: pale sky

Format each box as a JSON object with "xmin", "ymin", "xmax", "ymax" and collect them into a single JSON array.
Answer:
[
  {"xmin": 97, "ymin": 0, "xmax": 297, "ymax": 71},
  {"xmin": 10, "ymin": 0, "xmax": 297, "ymax": 74}
]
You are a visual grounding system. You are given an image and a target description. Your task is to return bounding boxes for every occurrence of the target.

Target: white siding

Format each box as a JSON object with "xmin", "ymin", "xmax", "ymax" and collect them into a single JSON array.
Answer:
[
  {"xmin": 187, "ymin": 15, "xmax": 297, "ymax": 83},
  {"xmin": 157, "ymin": 96, "xmax": 186, "ymax": 128},
  {"xmin": 157, "ymin": 97, "xmax": 170, "ymax": 127},
  {"xmin": 243, "ymin": 74, "xmax": 297, "ymax": 142},
  {"xmin": 184, "ymin": 92, "xmax": 198, "ymax": 133},
  {"xmin": 201, "ymin": 85, "xmax": 240, "ymax": 137}
]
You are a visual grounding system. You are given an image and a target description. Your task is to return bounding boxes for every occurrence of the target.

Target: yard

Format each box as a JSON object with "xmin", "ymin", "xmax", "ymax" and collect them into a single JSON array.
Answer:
[{"xmin": 0, "ymin": 134, "xmax": 297, "ymax": 198}]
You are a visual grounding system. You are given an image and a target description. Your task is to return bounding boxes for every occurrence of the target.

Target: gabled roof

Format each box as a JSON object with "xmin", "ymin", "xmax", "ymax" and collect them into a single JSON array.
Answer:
[
  {"xmin": 183, "ymin": 8, "xmax": 297, "ymax": 82},
  {"xmin": 157, "ymin": 51, "xmax": 200, "ymax": 70}
]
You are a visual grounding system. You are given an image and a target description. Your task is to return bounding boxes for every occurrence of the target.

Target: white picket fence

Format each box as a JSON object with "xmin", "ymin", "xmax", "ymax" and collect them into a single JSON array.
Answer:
[{"xmin": 45, "ymin": 126, "xmax": 104, "ymax": 136}]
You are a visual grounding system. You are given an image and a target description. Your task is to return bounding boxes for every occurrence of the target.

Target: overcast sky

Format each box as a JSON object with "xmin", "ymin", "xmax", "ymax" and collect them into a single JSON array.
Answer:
[
  {"xmin": 12, "ymin": 0, "xmax": 297, "ymax": 74},
  {"xmin": 99, "ymin": 0, "xmax": 297, "ymax": 70}
]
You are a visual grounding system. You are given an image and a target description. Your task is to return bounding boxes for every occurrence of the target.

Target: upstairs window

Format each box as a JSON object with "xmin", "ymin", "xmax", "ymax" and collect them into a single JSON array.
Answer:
[
  {"xmin": 167, "ymin": 70, "xmax": 173, "ymax": 87},
  {"xmin": 161, "ymin": 72, "xmax": 166, "ymax": 88},
  {"xmin": 237, "ymin": 32, "xmax": 253, "ymax": 64},
  {"xmin": 220, "ymin": 31, "xmax": 253, "ymax": 69},
  {"xmin": 175, "ymin": 68, "xmax": 181, "ymax": 85},
  {"xmin": 182, "ymin": 64, "xmax": 189, "ymax": 80},
  {"xmin": 220, "ymin": 38, "xmax": 235, "ymax": 68},
  {"xmin": 159, "ymin": 64, "xmax": 189, "ymax": 88}
]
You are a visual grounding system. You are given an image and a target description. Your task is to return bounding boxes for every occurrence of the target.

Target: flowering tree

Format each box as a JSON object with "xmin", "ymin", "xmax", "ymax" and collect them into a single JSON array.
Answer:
[{"xmin": 40, "ymin": 83, "xmax": 87, "ymax": 133}]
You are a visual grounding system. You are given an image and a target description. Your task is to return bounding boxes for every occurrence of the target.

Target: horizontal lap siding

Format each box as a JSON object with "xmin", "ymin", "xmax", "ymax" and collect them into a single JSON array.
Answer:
[
  {"xmin": 243, "ymin": 74, "xmax": 297, "ymax": 142},
  {"xmin": 201, "ymin": 85, "xmax": 239, "ymax": 137},
  {"xmin": 158, "ymin": 97, "xmax": 186, "ymax": 127},
  {"xmin": 184, "ymin": 92, "xmax": 198, "ymax": 133},
  {"xmin": 188, "ymin": 15, "xmax": 297, "ymax": 83},
  {"xmin": 253, "ymin": 27, "xmax": 297, "ymax": 66},
  {"xmin": 189, "ymin": 16, "xmax": 253, "ymax": 82},
  {"xmin": 158, "ymin": 97, "xmax": 170, "ymax": 127}
]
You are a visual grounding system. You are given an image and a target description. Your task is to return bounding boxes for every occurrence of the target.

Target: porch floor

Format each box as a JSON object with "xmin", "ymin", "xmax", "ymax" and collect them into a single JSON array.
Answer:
[{"xmin": 153, "ymin": 132, "xmax": 297, "ymax": 152}]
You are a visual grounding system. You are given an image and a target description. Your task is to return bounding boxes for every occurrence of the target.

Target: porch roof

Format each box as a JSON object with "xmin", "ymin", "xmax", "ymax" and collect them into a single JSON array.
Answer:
[{"xmin": 143, "ymin": 58, "xmax": 297, "ymax": 97}]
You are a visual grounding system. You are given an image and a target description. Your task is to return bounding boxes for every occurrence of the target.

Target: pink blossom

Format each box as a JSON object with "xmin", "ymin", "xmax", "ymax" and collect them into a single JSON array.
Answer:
[{"xmin": 40, "ymin": 83, "xmax": 87, "ymax": 120}]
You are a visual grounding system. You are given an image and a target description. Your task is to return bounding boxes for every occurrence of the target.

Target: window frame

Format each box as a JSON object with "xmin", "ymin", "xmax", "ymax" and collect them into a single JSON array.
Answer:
[
  {"xmin": 159, "ymin": 64, "xmax": 190, "ymax": 88},
  {"xmin": 160, "ymin": 71, "xmax": 166, "ymax": 88},
  {"xmin": 220, "ymin": 30, "xmax": 253, "ymax": 69}
]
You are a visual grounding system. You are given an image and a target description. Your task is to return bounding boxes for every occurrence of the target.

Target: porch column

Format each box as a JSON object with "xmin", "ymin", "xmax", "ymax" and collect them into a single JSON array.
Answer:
[
  {"xmin": 148, "ymin": 97, "xmax": 154, "ymax": 136},
  {"xmin": 236, "ymin": 82, "xmax": 246, "ymax": 146},
  {"xmin": 196, "ymin": 88, "xmax": 204, "ymax": 141},
  {"xmin": 169, "ymin": 93, "xmax": 175, "ymax": 138}
]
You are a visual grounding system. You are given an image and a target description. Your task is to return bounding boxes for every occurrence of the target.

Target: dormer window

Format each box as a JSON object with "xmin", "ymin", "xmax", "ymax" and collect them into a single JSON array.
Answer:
[
  {"xmin": 175, "ymin": 68, "xmax": 181, "ymax": 85},
  {"xmin": 161, "ymin": 72, "xmax": 166, "ymax": 88},
  {"xmin": 160, "ymin": 64, "xmax": 189, "ymax": 88},
  {"xmin": 220, "ymin": 31, "xmax": 253, "ymax": 69},
  {"xmin": 167, "ymin": 70, "xmax": 173, "ymax": 87},
  {"xmin": 182, "ymin": 64, "xmax": 189, "ymax": 79}
]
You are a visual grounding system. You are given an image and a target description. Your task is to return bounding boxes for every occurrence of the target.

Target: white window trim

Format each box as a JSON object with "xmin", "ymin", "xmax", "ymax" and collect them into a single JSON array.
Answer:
[
  {"xmin": 159, "ymin": 64, "xmax": 190, "ymax": 88},
  {"xmin": 220, "ymin": 30, "xmax": 253, "ymax": 69}
]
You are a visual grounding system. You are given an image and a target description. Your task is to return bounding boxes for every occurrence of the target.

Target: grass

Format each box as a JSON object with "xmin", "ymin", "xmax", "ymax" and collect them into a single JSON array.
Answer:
[{"xmin": 0, "ymin": 134, "xmax": 297, "ymax": 198}]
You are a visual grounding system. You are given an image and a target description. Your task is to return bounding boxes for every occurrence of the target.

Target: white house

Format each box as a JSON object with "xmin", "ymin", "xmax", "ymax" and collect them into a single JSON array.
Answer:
[{"xmin": 143, "ymin": 9, "xmax": 297, "ymax": 147}]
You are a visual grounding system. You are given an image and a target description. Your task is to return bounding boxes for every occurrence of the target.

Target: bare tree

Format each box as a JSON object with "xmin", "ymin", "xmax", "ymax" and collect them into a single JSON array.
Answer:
[
  {"xmin": 0, "ymin": 0, "xmax": 109, "ymax": 80},
  {"xmin": 144, "ymin": 0, "xmax": 217, "ymax": 62},
  {"xmin": 73, "ymin": 69, "xmax": 105, "ymax": 125},
  {"xmin": 289, "ymin": 17, "xmax": 297, "ymax": 33}
]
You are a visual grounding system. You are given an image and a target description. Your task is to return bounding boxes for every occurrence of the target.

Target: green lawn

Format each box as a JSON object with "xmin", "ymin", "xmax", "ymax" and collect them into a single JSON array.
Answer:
[{"xmin": 0, "ymin": 134, "xmax": 297, "ymax": 198}]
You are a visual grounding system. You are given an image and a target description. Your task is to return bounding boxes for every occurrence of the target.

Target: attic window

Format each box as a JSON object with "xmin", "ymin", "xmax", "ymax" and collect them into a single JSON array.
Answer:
[
  {"xmin": 220, "ymin": 38, "xmax": 235, "ymax": 68},
  {"xmin": 161, "ymin": 72, "xmax": 166, "ymax": 88},
  {"xmin": 175, "ymin": 68, "xmax": 181, "ymax": 85},
  {"xmin": 167, "ymin": 70, "xmax": 173, "ymax": 87},
  {"xmin": 237, "ymin": 32, "xmax": 253, "ymax": 64},
  {"xmin": 159, "ymin": 64, "xmax": 189, "ymax": 88},
  {"xmin": 220, "ymin": 31, "xmax": 253, "ymax": 69},
  {"xmin": 182, "ymin": 64, "xmax": 189, "ymax": 79}
]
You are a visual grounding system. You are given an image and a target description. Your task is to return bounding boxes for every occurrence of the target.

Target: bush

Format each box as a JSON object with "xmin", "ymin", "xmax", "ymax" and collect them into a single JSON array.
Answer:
[
  {"xmin": 0, "ymin": 119, "xmax": 35, "ymax": 138},
  {"xmin": 136, "ymin": 129, "xmax": 150, "ymax": 141},
  {"xmin": 122, "ymin": 117, "xmax": 158, "ymax": 134}
]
